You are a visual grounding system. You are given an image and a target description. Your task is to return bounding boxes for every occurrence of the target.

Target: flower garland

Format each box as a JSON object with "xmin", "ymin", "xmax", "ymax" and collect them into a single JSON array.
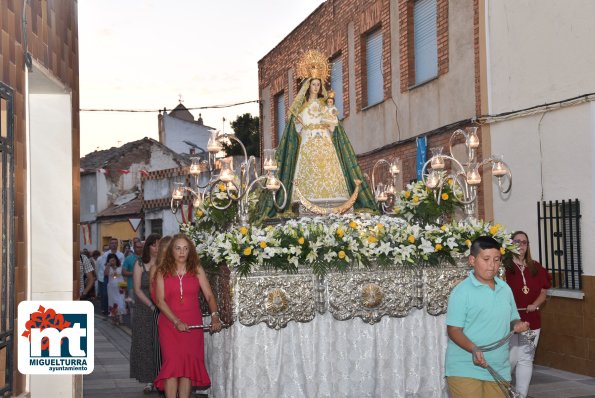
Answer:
[{"xmin": 182, "ymin": 213, "xmax": 517, "ymax": 277}]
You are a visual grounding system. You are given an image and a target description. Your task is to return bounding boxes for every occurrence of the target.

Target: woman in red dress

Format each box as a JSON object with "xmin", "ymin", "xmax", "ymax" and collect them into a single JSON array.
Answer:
[
  {"xmin": 504, "ymin": 230, "xmax": 550, "ymax": 397},
  {"xmin": 154, "ymin": 233, "xmax": 222, "ymax": 397}
]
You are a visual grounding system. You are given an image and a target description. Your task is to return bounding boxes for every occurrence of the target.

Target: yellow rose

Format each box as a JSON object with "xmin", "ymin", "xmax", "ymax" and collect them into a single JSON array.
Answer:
[
  {"xmin": 412, "ymin": 196, "xmax": 419, "ymax": 203},
  {"xmin": 500, "ymin": 247, "xmax": 506, "ymax": 255},
  {"xmin": 239, "ymin": 226, "xmax": 249, "ymax": 235},
  {"xmin": 336, "ymin": 228, "xmax": 344, "ymax": 238},
  {"xmin": 196, "ymin": 210, "xmax": 204, "ymax": 218},
  {"xmin": 349, "ymin": 221, "xmax": 358, "ymax": 229},
  {"xmin": 441, "ymin": 193, "xmax": 449, "ymax": 200},
  {"xmin": 243, "ymin": 247, "xmax": 252, "ymax": 256},
  {"xmin": 489, "ymin": 225, "xmax": 500, "ymax": 235},
  {"xmin": 408, "ymin": 235, "xmax": 415, "ymax": 244},
  {"xmin": 218, "ymin": 183, "xmax": 226, "ymax": 192},
  {"xmin": 404, "ymin": 191, "xmax": 411, "ymax": 199},
  {"xmin": 465, "ymin": 239, "xmax": 471, "ymax": 247},
  {"xmin": 376, "ymin": 223, "xmax": 384, "ymax": 230},
  {"xmin": 259, "ymin": 241, "xmax": 267, "ymax": 249},
  {"xmin": 338, "ymin": 250, "xmax": 346, "ymax": 259},
  {"xmin": 298, "ymin": 237, "xmax": 305, "ymax": 245},
  {"xmin": 435, "ymin": 243, "xmax": 443, "ymax": 252},
  {"xmin": 440, "ymin": 225, "xmax": 447, "ymax": 231},
  {"xmin": 368, "ymin": 236, "xmax": 378, "ymax": 244},
  {"xmin": 447, "ymin": 178, "xmax": 453, "ymax": 185}
]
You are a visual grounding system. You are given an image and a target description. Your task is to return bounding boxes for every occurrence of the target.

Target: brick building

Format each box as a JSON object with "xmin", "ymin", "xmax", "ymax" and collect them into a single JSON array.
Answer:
[
  {"xmin": 258, "ymin": 0, "xmax": 595, "ymax": 378},
  {"xmin": 258, "ymin": 0, "xmax": 492, "ymax": 219}
]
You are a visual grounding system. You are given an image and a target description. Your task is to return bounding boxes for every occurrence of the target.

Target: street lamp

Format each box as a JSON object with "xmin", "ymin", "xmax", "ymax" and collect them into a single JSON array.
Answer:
[
  {"xmin": 421, "ymin": 127, "xmax": 512, "ymax": 220},
  {"xmin": 171, "ymin": 129, "xmax": 287, "ymax": 226}
]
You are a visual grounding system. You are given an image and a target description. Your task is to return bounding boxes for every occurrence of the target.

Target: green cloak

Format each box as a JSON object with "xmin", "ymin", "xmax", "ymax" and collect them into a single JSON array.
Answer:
[{"xmin": 255, "ymin": 116, "xmax": 377, "ymax": 222}]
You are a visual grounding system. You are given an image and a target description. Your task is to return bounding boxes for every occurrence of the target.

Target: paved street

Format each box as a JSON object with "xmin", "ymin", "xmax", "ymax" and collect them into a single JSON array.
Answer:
[{"xmin": 85, "ymin": 311, "xmax": 595, "ymax": 398}]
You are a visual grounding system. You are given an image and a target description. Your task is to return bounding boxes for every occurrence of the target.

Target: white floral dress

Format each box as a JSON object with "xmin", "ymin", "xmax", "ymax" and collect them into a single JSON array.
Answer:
[{"xmin": 293, "ymin": 99, "xmax": 349, "ymax": 203}]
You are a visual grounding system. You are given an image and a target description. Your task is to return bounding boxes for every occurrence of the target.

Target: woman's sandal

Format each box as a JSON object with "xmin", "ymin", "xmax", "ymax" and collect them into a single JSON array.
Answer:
[{"xmin": 143, "ymin": 383, "xmax": 153, "ymax": 394}]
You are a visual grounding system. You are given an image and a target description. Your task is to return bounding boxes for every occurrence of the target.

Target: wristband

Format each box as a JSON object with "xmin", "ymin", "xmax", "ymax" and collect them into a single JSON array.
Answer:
[
  {"xmin": 174, "ymin": 319, "xmax": 180, "ymax": 327},
  {"xmin": 211, "ymin": 311, "xmax": 220, "ymax": 318}
]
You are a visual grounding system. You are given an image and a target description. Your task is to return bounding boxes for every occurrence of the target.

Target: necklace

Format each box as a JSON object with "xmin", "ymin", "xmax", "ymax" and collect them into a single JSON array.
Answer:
[
  {"xmin": 176, "ymin": 270, "xmax": 185, "ymax": 303},
  {"xmin": 515, "ymin": 262, "xmax": 529, "ymax": 294}
]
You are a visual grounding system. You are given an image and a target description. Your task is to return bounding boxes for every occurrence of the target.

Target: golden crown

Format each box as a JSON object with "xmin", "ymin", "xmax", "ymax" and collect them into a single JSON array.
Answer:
[
  {"xmin": 296, "ymin": 50, "xmax": 330, "ymax": 83},
  {"xmin": 327, "ymin": 90, "xmax": 336, "ymax": 99}
]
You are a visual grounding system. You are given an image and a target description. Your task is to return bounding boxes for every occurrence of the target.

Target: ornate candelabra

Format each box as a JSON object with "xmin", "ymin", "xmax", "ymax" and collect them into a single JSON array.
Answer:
[
  {"xmin": 370, "ymin": 157, "xmax": 402, "ymax": 214},
  {"xmin": 171, "ymin": 130, "xmax": 287, "ymax": 226},
  {"xmin": 421, "ymin": 127, "xmax": 512, "ymax": 220}
]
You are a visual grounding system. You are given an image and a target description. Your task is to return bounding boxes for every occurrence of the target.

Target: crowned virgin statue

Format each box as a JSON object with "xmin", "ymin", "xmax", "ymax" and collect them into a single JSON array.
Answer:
[{"xmin": 256, "ymin": 50, "xmax": 376, "ymax": 220}]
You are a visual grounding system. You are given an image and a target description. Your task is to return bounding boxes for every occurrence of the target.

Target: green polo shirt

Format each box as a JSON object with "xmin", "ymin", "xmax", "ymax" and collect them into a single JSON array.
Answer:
[{"xmin": 445, "ymin": 271, "xmax": 520, "ymax": 381}]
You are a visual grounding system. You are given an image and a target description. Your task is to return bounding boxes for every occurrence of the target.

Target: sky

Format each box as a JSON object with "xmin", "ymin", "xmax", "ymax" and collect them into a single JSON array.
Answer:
[{"xmin": 78, "ymin": 0, "xmax": 326, "ymax": 156}]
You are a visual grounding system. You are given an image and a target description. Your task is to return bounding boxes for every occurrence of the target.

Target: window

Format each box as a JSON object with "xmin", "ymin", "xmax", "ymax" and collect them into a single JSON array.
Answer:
[
  {"xmin": 537, "ymin": 199, "xmax": 582, "ymax": 290},
  {"xmin": 413, "ymin": 0, "xmax": 438, "ymax": 84},
  {"xmin": 274, "ymin": 92, "xmax": 286, "ymax": 142},
  {"xmin": 365, "ymin": 29, "xmax": 384, "ymax": 107},
  {"xmin": 0, "ymin": 82, "xmax": 15, "ymax": 396},
  {"xmin": 330, "ymin": 56, "xmax": 344, "ymax": 119},
  {"xmin": 151, "ymin": 219, "xmax": 163, "ymax": 236}
]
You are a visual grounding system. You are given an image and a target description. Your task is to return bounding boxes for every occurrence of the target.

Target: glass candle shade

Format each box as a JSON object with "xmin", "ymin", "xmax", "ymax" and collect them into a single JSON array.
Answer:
[
  {"xmin": 389, "ymin": 158, "xmax": 401, "ymax": 176},
  {"xmin": 491, "ymin": 155, "xmax": 508, "ymax": 177},
  {"xmin": 219, "ymin": 161, "xmax": 235, "ymax": 183},
  {"xmin": 172, "ymin": 183, "xmax": 184, "ymax": 200},
  {"xmin": 466, "ymin": 164, "xmax": 482, "ymax": 185},
  {"xmin": 266, "ymin": 175, "xmax": 281, "ymax": 191},
  {"xmin": 263, "ymin": 148, "xmax": 278, "ymax": 171},
  {"xmin": 466, "ymin": 127, "xmax": 480, "ymax": 149},
  {"xmin": 375, "ymin": 183, "xmax": 388, "ymax": 202},
  {"xmin": 430, "ymin": 147, "xmax": 445, "ymax": 170},
  {"xmin": 189, "ymin": 158, "xmax": 201, "ymax": 175},
  {"xmin": 207, "ymin": 130, "xmax": 223, "ymax": 153}
]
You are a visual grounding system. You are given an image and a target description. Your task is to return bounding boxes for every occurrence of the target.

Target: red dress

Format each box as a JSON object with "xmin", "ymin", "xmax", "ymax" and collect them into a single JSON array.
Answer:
[
  {"xmin": 154, "ymin": 273, "xmax": 210, "ymax": 390},
  {"xmin": 505, "ymin": 261, "xmax": 551, "ymax": 329}
]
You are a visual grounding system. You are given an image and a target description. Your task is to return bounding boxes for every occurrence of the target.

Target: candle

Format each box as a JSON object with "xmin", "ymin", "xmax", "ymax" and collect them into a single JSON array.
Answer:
[
  {"xmin": 266, "ymin": 176, "xmax": 281, "ymax": 191},
  {"xmin": 172, "ymin": 187, "xmax": 184, "ymax": 200},
  {"xmin": 467, "ymin": 128, "xmax": 480, "ymax": 149},
  {"xmin": 431, "ymin": 156, "xmax": 445, "ymax": 170},
  {"xmin": 466, "ymin": 169, "xmax": 481, "ymax": 185},
  {"xmin": 264, "ymin": 159, "xmax": 278, "ymax": 171}
]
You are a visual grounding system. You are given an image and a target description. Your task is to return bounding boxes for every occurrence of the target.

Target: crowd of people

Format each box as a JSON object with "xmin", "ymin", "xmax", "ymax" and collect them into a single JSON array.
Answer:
[
  {"xmin": 78, "ymin": 228, "xmax": 548, "ymax": 398},
  {"xmin": 446, "ymin": 233, "xmax": 550, "ymax": 398},
  {"xmin": 79, "ymin": 233, "xmax": 222, "ymax": 398}
]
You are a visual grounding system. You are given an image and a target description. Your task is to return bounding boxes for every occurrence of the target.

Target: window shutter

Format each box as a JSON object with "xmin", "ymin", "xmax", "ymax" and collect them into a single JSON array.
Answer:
[
  {"xmin": 366, "ymin": 29, "xmax": 384, "ymax": 107},
  {"xmin": 414, "ymin": 0, "xmax": 438, "ymax": 84},
  {"xmin": 330, "ymin": 58, "xmax": 344, "ymax": 119},
  {"xmin": 275, "ymin": 93, "xmax": 285, "ymax": 141}
]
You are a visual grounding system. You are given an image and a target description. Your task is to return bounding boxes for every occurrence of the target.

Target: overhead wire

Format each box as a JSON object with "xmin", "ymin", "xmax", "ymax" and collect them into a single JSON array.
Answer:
[{"xmin": 80, "ymin": 99, "xmax": 260, "ymax": 113}]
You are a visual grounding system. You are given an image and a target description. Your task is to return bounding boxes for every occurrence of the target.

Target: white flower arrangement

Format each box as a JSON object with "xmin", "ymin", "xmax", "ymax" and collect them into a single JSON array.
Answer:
[{"xmin": 181, "ymin": 212, "xmax": 518, "ymax": 277}]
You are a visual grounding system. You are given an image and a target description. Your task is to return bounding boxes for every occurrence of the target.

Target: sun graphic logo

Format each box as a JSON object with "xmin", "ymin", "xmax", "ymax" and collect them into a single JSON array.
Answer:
[{"xmin": 18, "ymin": 301, "xmax": 94, "ymax": 374}]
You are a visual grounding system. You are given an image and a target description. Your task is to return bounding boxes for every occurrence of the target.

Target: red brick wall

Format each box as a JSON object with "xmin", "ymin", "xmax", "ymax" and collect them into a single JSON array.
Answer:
[{"xmin": 357, "ymin": 126, "xmax": 486, "ymax": 220}]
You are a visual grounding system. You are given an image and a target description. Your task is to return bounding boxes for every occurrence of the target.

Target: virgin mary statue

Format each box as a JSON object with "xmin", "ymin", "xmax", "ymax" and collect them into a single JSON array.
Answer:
[{"xmin": 256, "ymin": 50, "xmax": 376, "ymax": 220}]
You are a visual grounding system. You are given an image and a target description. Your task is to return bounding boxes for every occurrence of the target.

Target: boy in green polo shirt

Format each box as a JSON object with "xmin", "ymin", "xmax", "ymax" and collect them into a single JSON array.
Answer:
[{"xmin": 446, "ymin": 236, "xmax": 530, "ymax": 397}]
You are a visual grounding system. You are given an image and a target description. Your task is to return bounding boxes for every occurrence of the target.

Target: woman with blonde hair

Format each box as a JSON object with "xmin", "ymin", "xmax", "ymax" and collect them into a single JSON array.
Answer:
[{"xmin": 153, "ymin": 234, "xmax": 222, "ymax": 397}]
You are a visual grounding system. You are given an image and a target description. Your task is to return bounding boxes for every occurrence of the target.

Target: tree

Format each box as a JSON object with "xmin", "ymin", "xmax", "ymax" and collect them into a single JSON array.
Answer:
[{"xmin": 223, "ymin": 113, "xmax": 260, "ymax": 158}]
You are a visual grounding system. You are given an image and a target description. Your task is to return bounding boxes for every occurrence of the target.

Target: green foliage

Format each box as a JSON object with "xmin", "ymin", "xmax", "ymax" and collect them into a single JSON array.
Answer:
[{"xmin": 222, "ymin": 113, "xmax": 260, "ymax": 158}]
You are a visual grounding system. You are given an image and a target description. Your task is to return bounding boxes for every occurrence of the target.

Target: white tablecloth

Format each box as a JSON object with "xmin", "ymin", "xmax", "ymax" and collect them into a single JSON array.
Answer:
[{"xmin": 204, "ymin": 309, "xmax": 449, "ymax": 398}]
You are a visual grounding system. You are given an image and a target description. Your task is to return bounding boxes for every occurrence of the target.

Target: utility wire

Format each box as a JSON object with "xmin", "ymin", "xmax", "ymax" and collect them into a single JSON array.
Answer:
[{"xmin": 80, "ymin": 99, "xmax": 259, "ymax": 113}]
